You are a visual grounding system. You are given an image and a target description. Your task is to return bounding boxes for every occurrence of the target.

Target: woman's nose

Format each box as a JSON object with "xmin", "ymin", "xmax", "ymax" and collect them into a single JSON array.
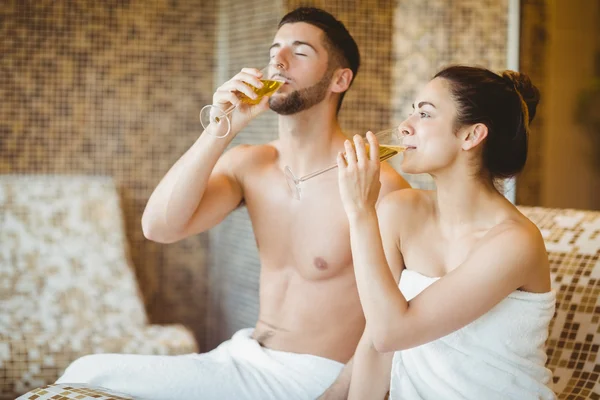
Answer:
[{"xmin": 399, "ymin": 119, "xmax": 414, "ymax": 136}]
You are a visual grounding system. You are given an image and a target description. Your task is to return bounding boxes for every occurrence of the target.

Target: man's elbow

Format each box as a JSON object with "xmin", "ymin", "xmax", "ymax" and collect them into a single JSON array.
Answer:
[{"xmin": 141, "ymin": 215, "xmax": 178, "ymax": 244}]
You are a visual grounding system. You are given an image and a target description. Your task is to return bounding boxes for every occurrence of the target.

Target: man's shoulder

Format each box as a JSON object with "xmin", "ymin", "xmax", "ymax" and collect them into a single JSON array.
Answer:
[
  {"xmin": 379, "ymin": 162, "xmax": 411, "ymax": 193},
  {"xmin": 377, "ymin": 187, "xmax": 433, "ymax": 221},
  {"xmin": 225, "ymin": 141, "xmax": 280, "ymax": 168},
  {"xmin": 229, "ymin": 140, "xmax": 279, "ymax": 155}
]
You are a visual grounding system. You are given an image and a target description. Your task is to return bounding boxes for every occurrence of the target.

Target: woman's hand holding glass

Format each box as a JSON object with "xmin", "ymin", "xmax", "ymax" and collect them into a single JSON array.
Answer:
[
  {"xmin": 337, "ymin": 132, "xmax": 384, "ymax": 216},
  {"xmin": 285, "ymin": 126, "xmax": 408, "ymax": 199}
]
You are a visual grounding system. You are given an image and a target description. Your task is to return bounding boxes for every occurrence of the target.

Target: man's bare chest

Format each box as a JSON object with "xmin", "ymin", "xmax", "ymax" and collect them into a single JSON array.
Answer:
[{"xmin": 243, "ymin": 173, "xmax": 353, "ymax": 273}]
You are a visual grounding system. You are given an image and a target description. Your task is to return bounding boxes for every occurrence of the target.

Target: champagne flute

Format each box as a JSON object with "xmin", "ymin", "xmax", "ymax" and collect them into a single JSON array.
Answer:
[
  {"xmin": 200, "ymin": 63, "xmax": 286, "ymax": 138},
  {"xmin": 284, "ymin": 127, "xmax": 409, "ymax": 199}
]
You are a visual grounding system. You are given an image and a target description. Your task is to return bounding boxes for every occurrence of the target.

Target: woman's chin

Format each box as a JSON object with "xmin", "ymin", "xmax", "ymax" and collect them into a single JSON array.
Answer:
[{"xmin": 400, "ymin": 161, "xmax": 420, "ymax": 175}]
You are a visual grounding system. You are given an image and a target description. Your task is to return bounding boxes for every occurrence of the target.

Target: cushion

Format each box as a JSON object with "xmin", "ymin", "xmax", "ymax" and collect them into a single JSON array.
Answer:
[
  {"xmin": 0, "ymin": 175, "xmax": 147, "ymax": 333},
  {"xmin": 519, "ymin": 206, "xmax": 599, "ymax": 399},
  {"xmin": 17, "ymin": 383, "xmax": 135, "ymax": 399}
]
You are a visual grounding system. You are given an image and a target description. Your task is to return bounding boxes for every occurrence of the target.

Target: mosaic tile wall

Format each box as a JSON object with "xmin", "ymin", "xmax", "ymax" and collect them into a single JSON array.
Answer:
[
  {"xmin": 516, "ymin": 0, "xmax": 548, "ymax": 206},
  {"xmin": 0, "ymin": 1, "xmax": 216, "ymax": 346},
  {"xmin": 285, "ymin": 0, "xmax": 397, "ymax": 135},
  {"xmin": 390, "ymin": 0, "xmax": 509, "ymax": 189},
  {"xmin": 205, "ymin": 0, "xmax": 398, "ymax": 349},
  {"xmin": 205, "ymin": 0, "xmax": 285, "ymax": 349}
]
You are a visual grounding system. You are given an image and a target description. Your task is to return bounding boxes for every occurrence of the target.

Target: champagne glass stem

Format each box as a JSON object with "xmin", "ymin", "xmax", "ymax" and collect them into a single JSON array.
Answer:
[
  {"xmin": 285, "ymin": 126, "xmax": 405, "ymax": 199},
  {"xmin": 297, "ymin": 163, "xmax": 338, "ymax": 183},
  {"xmin": 213, "ymin": 104, "xmax": 237, "ymax": 123},
  {"xmin": 297, "ymin": 150, "xmax": 397, "ymax": 183}
]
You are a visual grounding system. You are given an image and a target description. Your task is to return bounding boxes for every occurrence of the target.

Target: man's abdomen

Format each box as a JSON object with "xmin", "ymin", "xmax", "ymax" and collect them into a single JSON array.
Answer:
[{"xmin": 253, "ymin": 266, "xmax": 365, "ymax": 363}]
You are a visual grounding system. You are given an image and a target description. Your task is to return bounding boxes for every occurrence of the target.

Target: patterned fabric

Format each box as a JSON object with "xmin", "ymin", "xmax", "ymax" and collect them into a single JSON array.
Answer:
[
  {"xmin": 519, "ymin": 206, "xmax": 599, "ymax": 400},
  {"xmin": 0, "ymin": 175, "xmax": 198, "ymax": 399},
  {"xmin": 17, "ymin": 383, "xmax": 134, "ymax": 400},
  {"xmin": 1, "ymin": 175, "xmax": 147, "ymax": 331}
]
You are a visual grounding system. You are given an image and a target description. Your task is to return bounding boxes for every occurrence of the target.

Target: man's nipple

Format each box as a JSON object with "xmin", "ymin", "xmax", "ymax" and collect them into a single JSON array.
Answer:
[{"xmin": 313, "ymin": 257, "xmax": 329, "ymax": 271}]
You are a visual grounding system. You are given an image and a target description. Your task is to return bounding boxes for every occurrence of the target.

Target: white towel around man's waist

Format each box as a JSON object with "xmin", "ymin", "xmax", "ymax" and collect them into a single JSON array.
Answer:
[
  {"xmin": 390, "ymin": 269, "xmax": 557, "ymax": 400},
  {"xmin": 56, "ymin": 328, "xmax": 344, "ymax": 400}
]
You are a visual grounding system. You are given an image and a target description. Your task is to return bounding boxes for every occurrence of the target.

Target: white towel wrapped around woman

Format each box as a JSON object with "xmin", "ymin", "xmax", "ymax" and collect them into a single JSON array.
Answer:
[
  {"xmin": 57, "ymin": 328, "xmax": 343, "ymax": 400},
  {"xmin": 390, "ymin": 269, "xmax": 556, "ymax": 400}
]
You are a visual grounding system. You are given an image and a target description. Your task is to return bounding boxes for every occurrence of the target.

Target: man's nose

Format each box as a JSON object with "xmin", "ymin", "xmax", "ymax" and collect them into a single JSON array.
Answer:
[{"xmin": 271, "ymin": 49, "xmax": 291, "ymax": 71}]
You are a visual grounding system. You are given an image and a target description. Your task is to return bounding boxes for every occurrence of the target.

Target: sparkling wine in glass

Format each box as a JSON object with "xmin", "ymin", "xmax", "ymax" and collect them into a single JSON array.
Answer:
[{"xmin": 200, "ymin": 63, "xmax": 285, "ymax": 138}]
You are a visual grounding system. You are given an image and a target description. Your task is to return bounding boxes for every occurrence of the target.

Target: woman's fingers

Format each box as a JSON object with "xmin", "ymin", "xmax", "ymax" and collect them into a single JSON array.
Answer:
[
  {"xmin": 353, "ymin": 134, "xmax": 368, "ymax": 165},
  {"xmin": 344, "ymin": 139, "xmax": 357, "ymax": 166},
  {"xmin": 366, "ymin": 131, "xmax": 380, "ymax": 165},
  {"xmin": 337, "ymin": 151, "xmax": 347, "ymax": 169}
]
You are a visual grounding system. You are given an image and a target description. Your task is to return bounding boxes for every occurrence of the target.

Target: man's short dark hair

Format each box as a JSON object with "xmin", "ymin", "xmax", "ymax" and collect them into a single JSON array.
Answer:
[{"xmin": 278, "ymin": 7, "xmax": 360, "ymax": 113}]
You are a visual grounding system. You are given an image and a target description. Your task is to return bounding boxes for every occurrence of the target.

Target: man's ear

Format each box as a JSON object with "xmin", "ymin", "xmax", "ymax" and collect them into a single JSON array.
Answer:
[
  {"xmin": 330, "ymin": 68, "xmax": 353, "ymax": 94},
  {"xmin": 461, "ymin": 123, "xmax": 488, "ymax": 151}
]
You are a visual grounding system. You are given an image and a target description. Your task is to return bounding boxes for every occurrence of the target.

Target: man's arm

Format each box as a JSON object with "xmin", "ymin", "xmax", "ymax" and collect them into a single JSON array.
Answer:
[
  {"xmin": 141, "ymin": 68, "xmax": 270, "ymax": 244},
  {"xmin": 141, "ymin": 135, "xmax": 249, "ymax": 244},
  {"xmin": 378, "ymin": 162, "xmax": 411, "ymax": 200}
]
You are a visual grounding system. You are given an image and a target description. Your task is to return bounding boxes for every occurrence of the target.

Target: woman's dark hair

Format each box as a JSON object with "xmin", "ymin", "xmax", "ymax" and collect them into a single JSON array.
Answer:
[
  {"xmin": 279, "ymin": 7, "xmax": 360, "ymax": 113},
  {"xmin": 434, "ymin": 66, "xmax": 540, "ymax": 180}
]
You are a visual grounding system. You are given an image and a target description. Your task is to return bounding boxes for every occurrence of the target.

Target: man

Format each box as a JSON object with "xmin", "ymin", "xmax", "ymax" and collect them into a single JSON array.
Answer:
[{"xmin": 57, "ymin": 7, "xmax": 410, "ymax": 400}]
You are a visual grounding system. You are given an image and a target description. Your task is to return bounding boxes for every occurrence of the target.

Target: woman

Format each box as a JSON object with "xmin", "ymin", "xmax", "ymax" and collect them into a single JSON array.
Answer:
[{"xmin": 337, "ymin": 66, "xmax": 556, "ymax": 399}]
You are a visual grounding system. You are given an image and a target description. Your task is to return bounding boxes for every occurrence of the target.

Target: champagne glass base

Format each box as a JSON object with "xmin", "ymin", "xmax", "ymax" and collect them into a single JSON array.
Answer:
[
  {"xmin": 200, "ymin": 105, "xmax": 231, "ymax": 138},
  {"xmin": 284, "ymin": 166, "xmax": 302, "ymax": 200}
]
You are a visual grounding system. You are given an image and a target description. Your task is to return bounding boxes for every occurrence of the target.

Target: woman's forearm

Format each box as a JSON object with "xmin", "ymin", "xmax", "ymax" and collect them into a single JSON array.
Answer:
[
  {"xmin": 348, "ymin": 328, "xmax": 393, "ymax": 400},
  {"xmin": 347, "ymin": 209, "xmax": 409, "ymax": 350}
]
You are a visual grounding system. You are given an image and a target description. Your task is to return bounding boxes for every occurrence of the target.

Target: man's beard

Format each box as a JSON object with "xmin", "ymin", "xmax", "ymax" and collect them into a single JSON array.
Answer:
[{"xmin": 269, "ymin": 68, "xmax": 334, "ymax": 115}]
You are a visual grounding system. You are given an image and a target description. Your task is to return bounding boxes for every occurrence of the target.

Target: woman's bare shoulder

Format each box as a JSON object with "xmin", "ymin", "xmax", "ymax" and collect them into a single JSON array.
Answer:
[{"xmin": 477, "ymin": 209, "xmax": 550, "ymax": 292}]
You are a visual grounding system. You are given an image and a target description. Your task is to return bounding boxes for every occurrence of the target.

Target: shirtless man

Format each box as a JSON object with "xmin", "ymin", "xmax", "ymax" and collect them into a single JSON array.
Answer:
[{"xmin": 56, "ymin": 7, "xmax": 409, "ymax": 400}]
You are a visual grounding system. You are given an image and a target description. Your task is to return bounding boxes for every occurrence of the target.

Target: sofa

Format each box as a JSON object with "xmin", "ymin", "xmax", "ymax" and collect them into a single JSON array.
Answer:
[{"xmin": 0, "ymin": 175, "xmax": 198, "ymax": 399}]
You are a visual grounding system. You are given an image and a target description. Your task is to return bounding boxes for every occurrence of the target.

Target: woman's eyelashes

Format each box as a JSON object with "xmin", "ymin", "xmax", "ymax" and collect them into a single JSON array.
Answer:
[{"xmin": 406, "ymin": 110, "xmax": 431, "ymax": 119}]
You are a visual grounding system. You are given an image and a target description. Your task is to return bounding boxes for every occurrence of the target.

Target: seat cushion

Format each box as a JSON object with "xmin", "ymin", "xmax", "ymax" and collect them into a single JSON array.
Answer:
[
  {"xmin": 0, "ymin": 175, "xmax": 147, "ymax": 333},
  {"xmin": 17, "ymin": 383, "xmax": 135, "ymax": 399},
  {"xmin": 519, "ymin": 206, "xmax": 599, "ymax": 399},
  {"xmin": 1, "ymin": 325, "xmax": 197, "ymax": 397}
]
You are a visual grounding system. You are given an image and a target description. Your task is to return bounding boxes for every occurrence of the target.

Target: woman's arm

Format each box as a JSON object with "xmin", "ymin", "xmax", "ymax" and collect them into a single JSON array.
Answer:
[
  {"xmin": 347, "ymin": 328, "xmax": 394, "ymax": 400},
  {"xmin": 348, "ymin": 200, "xmax": 403, "ymax": 399},
  {"xmin": 319, "ymin": 190, "xmax": 404, "ymax": 400},
  {"xmin": 338, "ymin": 133, "xmax": 546, "ymax": 353},
  {"xmin": 347, "ymin": 196, "xmax": 543, "ymax": 352}
]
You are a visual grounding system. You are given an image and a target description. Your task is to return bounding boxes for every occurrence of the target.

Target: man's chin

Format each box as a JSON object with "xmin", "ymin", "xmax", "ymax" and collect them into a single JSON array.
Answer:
[
  {"xmin": 268, "ymin": 97, "xmax": 282, "ymax": 113},
  {"xmin": 268, "ymin": 96, "xmax": 299, "ymax": 115}
]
